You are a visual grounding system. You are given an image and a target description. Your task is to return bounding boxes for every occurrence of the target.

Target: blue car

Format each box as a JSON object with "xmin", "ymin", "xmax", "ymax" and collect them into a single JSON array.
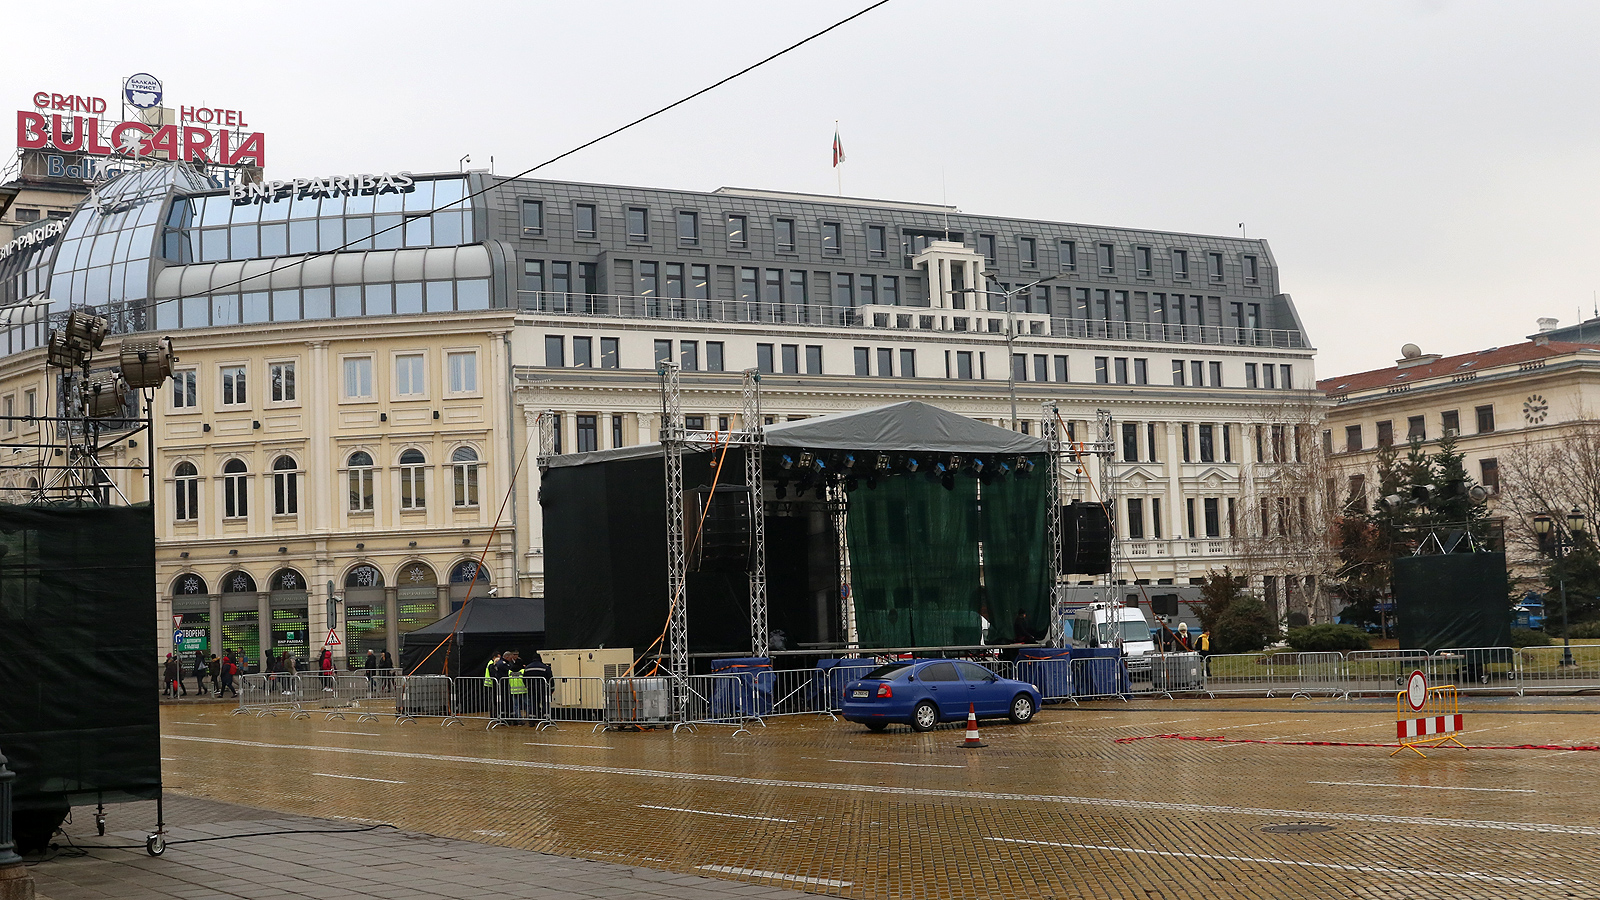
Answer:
[{"xmin": 841, "ymin": 659, "xmax": 1042, "ymax": 732}]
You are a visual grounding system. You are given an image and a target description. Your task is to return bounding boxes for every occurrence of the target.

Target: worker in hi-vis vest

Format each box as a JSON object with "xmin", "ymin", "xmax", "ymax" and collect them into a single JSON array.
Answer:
[{"xmin": 507, "ymin": 659, "xmax": 528, "ymax": 724}]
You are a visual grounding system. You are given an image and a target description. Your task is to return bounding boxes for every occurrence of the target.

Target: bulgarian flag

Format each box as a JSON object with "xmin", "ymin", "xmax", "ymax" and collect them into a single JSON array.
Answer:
[{"xmin": 832, "ymin": 127, "xmax": 846, "ymax": 167}]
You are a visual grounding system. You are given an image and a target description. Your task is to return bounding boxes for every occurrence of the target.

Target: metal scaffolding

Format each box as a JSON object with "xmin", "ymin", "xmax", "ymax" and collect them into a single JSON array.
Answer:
[
  {"xmin": 1042, "ymin": 402, "xmax": 1117, "ymax": 645},
  {"xmin": 740, "ymin": 369, "xmax": 769, "ymax": 657}
]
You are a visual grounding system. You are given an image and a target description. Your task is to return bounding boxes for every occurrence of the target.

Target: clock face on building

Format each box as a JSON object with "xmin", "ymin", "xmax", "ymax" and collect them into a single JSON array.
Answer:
[{"xmin": 1524, "ymin": 395, "xmax": 1549, "ymax": 425}]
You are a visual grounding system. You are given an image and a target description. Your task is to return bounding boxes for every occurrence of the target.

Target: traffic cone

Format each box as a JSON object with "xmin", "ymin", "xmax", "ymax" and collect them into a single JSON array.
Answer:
[{"xmin": 959, "ymin": 703, "xmax": 985, "ymax": 748}]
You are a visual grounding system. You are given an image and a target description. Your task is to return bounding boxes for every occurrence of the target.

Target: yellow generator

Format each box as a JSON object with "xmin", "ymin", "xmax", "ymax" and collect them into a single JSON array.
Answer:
[{"xmin": 543, "ymin": 648, "xmax": 634, "ymax": 711}]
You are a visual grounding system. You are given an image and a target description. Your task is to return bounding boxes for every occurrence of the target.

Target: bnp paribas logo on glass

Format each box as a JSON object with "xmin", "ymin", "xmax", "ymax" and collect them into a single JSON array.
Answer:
[{"xmin": 124, "ymin": 73, "xmax": 162, "ymax": 110}]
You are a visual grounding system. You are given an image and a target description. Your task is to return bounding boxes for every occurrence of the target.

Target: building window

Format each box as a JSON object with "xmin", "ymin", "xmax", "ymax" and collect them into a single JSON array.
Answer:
[
  {"xmin": 221, "ymin": 366, "xmax": 247, "ymax": 405},
  {"xmin": 1376, "ymin": 420, "xmax": 1394, "ymax": 447},
  {"xmin": 1181, "ymin": 424, "xmax": 1192, "ymax": 462},
  {"xmin": 677, "ymin": 210, "xmax": 698, "ymax": 245},
  {"xmin": 1114, "ymin": 358, "xmax": 1129, "ymax": 384},
  {"xmin": 1148, "ymin": 423, "xmax": 1159, "ymax": 462},
  {"xmin": 347, "ymin": 451, "xmax": 374, "ymax": 512},
  {"xmin": 1136, "ymin": 246, "xmax": 1153, "ymax": 278},
  {"xmin": 821, "ymin": 221, "xmax": 841, "ymax": 254},
  {"xmin": 399, "ymin": 449, "xmax": 426, "ymax": 510},
  {"xmin": 1442, "ymin": 409, "xmax": 1460, "ymax": 436},
  {"xmin": 626, "ymin": 207, "xmax": 648, "ymax": 243},
  {"xmin": 774, "ymin": 218, "xmax": 795, "ymax": 253},
  {"xmin": 707, "ymin": 341, "xmax": 725, "ymax": 372},
  {"xmin": 868, "ymin": 225, "xmax": 887, "ymax": 258},
  {"xmin": 1245, "ymin": 364, "xmax": 1258, "ymax": 389},
  {"xmin": 956, "ymin": 351, "xmax": 974, "ymax": 380},
  {"xmin": 1172, "ymin": 360, "xmax": 1185, "ymax": 386},
  {"xmin": 1476, "ymin": 405, "xmax": 1495, "ymax": 433},
  {"xmin": 1322, "ymin": 430, "xmax": 1333, "ymax": 455},
  {"xmin": 223, "ymin": 459, "xmax": 248, "ymax": 519},
  {"xmin": 575, "ymin": 203, "xmax": 596, "ymax": 239},
  {"xmin": 757, "ymin": 344, "xmax": 774, "ymax": 374},
  {"xmin": 1033, "ymin": 355, "xmax": 1048, "ymax": 383},
  {"xmin": 1054, "ymin": 355, "xmax": 1068, "ymax": 382},
  {"xmin": 680, "ymin": 341, "xmax": 699, "ymax": 371},
  {"xmin": 900, "ymin": 349, "xmax": 916, "ymax": 378},
  {"xmin": 1223, "ymin": 424, "xmax": 1234, "ymax": 462},
  {"xmin": 877, "ymin": 348, "xmax": 894, "ymax": 377},
  {"xmin": 1244, "ymin": 254, "xmax": 1259, "ymax": 285},
  {"xmin": 448, "ymin": 351, "xmax": 478, "ymax": 392},
  {"xmin": 1059, "ymin": 240, "xmax": 1077, "ymax": 272},
  {"xmin": 1480, "ymin": 458, "xmax": 1500, "ymax": 494},
  {"xmin": 1127, "ymin": 497, "xmax": 1144, "ymax": 540},
  {"xmin": 1280, "ymin": 364, "xmax": 1292, "ymax": 390},
  {"xmin": 549, "ymin": 413, "xmax": 562, "ymax": 455},
  {"xmin": 1013, "ymin": 354, "xmax": 1028, "ymax": 383},
  {"xmin": 1207, "ymin": 251, "xmax": 1224, "ymax": 282},
  {"xmin": 268, "ymin": 361, "xmax": 296, "ymax": 402},
  {"xmin": 174, "ymin": 462, "xmax": 198, "ymax": 521},
  {"xmin": 1151, "ymin": 498, "xmax": 1162, "ymax": 538},
  {"xmin": 1203, "ymin": 498, "xmax": 1220, "ymax": 538},
  {"xmin": 545, "ymin": 336, "xmax": 566, "ymax": 368},
  {"xmin": 1019, "ymin": 236, "xmax": 1037, "ymax": 268},
  {"xmin": 1172, "ymin": 249, "xmax": 1189, "ymax": 280},
  {"xmin": 1098, "ymin": 243, "xmax": 1115, "ymax": 275},
  {"xmin": 272, "ymin": 455, "xmax": 298, "ymax": 516},
  {"xmin": 1198, "ymin": 424, "xmax": 1215, "ymax": 462},
  {"xmin": 854, "ymin": 347, "xmax": 870, "ymax": 377},
  {"xmin": 573, "ymin": 418, "xmax": 597, "ymax": 454},
  {"xmin": 1262, "ymin": 364, "xmax": 1276, "ymax": 390},
  {"xmin": 1095, "ymin": 357, "xmax": 1109, "ymax": 384},
  {"xmin": 1407, "ymin": 415, "xmax": 1426, "ymax": 442},
  {"xmin": 611, "ymin": 415, "xmax": 624, "ymax": 448},
  {"xmin": 521, "ymin": 199, "xmax": 543, "ymax": 234},
  {"xmin": 806, "ymin": 345, "xmax": 823, "ymax": 375},
  {"xmin": 395, "ymin": 353, "xmax": 425, "ymax": 397},
  {"xmin": 654, "ymin": 340, "xmax": 672, "ymax": 369},
  {"xmin": 453, "ymin": 446, "xmax": 481, "ymax": 505},
  {"xmin": 1208, "ymin": 361, "xmax": 1222, "ymax": 387},
  {"xmin": 781, "ymin": 344, "xmax": 799, "ymax": 374},
  {"xmin": 1345, "ymin": 425, "xmax": 1363, "ymax": 452},
  {"xmin": 1122, "ymin": 423, "xmax": 1138, "ymax": 462},
  {"xmin": 833, "ymin": 273, "xmax": 853, "ymax": 307},
  {"xmin": 600, "ymin": 337, "xmax": 620, "ymax": 369},
  {"xmin": 979, "ymin": 234, "xmax": 997, "ymax": 264},
  {"xmin": 173, "ymin": 370, "xmax": 197, "ymax": 408},
  {"xmin": 727, "ymin": 214, "xmax": 748, "ymax": 250},
  {"xmin": 1191, "ymin": 361, "xmax": 1204, "ymax": 387}
]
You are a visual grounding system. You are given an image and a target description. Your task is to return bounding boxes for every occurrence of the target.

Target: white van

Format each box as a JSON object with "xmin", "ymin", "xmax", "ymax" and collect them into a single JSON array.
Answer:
[{"xmin": 1068, "ymin": 604, "xmax": 1157, "ymax": 676}]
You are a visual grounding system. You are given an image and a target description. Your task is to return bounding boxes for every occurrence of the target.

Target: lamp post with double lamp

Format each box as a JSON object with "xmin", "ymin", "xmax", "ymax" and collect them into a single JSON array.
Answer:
[
  {"xmin": 949, "ymin": 273, "xmax": 1064, "ymax": 432},
  {"xmin": 1532, "ymin": 506, "xmax": 1586, "ymax": 667}
]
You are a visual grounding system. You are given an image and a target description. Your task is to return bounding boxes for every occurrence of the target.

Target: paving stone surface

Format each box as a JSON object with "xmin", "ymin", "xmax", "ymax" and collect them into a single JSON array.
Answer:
[{"xmin": 27, "ymin": 696, "xmax": 1600, "ymax": 898}]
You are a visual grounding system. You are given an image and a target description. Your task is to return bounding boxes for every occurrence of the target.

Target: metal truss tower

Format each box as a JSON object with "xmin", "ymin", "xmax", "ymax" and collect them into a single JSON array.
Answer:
[{"xmin": 740, "ymin": 369, "xmax": 769, "ymax": 657}]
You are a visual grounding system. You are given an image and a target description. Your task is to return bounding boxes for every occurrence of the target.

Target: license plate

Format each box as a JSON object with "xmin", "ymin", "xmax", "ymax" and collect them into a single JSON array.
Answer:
[{"xmin": 851, "ymin": 689, "xmax": 869, "ymax": 698}]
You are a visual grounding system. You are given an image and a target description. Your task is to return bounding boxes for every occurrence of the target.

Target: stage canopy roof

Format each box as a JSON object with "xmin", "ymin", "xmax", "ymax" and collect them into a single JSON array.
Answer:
[{"xmin": 544, "ymin": 400, "xmax": 1048, "ymax": 469}]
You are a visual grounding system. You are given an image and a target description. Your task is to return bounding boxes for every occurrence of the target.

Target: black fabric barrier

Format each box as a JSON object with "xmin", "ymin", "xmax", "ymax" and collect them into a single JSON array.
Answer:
[
  {"xmin": 1393, "ymin": 552, "xmax": 1510, "ymax": 651},
  {"xmin": 0, "ymin": 504, "xmax": 159, "ymax": 810},
  {"xmin": 400, "ymin": 596, "xmax": 545, "ymax": 676}
]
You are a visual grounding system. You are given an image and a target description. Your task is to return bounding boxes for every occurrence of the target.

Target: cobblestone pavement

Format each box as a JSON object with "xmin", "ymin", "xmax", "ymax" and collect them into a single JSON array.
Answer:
[{"xmin": 128, "ymin": 697, "xmax": 1600, "ymax": 898}]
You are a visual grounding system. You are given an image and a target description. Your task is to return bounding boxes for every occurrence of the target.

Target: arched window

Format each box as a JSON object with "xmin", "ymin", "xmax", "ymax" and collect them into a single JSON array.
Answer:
[
  {"xmin": 347, "ymin": 451, "xmax": 374, "ymax": 512},
  {"xmin": 399, "ymin": 449, "xmax": 426, "ymax": 509},
  {"xmin": 173, "ymin": 573, "xmax": 208, "ymax": 596},
  {"xmin": 174, "ymin": 462, "xmax": 198, "ymax": 521},
  {"xmin": 223, "ymin": 459, "xmax": 248, "ymax": 519},
  {"xmin": 272, "ymin": 455, "xmax": 298, "ymax": 515},
  {"xmin": 269, "ymin": 568, "xmax": 305, "ymax": 592},
  {"xmin": 451, "ymin": 446, "xmax": 479, "ymax": 508},
  {"xmin": 345, "ymin": 564, "xmax": 384, "ymax": 588},
  {"xmin": 220, "ymin": 570, "xmax": 257, "ymax": 593}
]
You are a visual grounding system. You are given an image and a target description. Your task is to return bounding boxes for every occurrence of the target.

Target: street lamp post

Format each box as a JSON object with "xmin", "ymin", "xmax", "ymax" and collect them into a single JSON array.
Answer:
[
  {"xmin": 950, "ymin": 273, "xmax": 1063, "ymax": 432},
  {"xmin": 1532, "ymin": 507, "xmax": 1586, "ymax": 667}
]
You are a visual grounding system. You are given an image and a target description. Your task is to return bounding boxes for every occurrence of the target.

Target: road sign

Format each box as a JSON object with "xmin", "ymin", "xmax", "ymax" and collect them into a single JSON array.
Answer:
[
  {"xmin": 1406, "ymin": 670, "xmax": 1428, "ymax": 711},
  {"xmin": 323, "ymin": 628, "xmax": 341, "ymax": 647}
]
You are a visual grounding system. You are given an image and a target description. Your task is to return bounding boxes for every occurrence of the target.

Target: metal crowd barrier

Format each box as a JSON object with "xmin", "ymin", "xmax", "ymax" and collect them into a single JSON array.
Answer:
[
  {"xmin": 1342, "ymin": 650, "xmax": 1434, "ymax": 697},
  {"xmin": 1198, "ymin": 653, "xmax": 1273, "ymax": 696},
  {"xmin": 233, "ymin": 674, "xmax": 302, "ymax": 717}
]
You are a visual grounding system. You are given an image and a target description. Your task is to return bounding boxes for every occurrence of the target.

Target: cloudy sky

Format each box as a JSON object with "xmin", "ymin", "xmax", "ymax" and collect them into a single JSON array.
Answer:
[{"xmin": 7, "ymin": 0, "xmax": 1597, "ymax": 378}]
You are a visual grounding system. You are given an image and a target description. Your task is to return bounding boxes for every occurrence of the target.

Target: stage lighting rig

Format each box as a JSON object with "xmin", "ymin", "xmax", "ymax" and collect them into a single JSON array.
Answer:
[
  {"xmin": 119, "ymin": 337, "xmax": 177, "ymax": 389},
  {"xmin": 82, "ymin": 372, "xmax": 129, "ymax": 418},
  {"xmin": 875, "ymin": 453, "xmax": 890, "ymax": 471}
]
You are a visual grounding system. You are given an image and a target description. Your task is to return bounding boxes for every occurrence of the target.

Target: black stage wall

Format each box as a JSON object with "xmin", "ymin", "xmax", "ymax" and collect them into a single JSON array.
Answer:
[
  {"xmin": 1393, "ymin": 552, "xmax": 1510, "ymax": 651},
  {"xmin": 0, "ymin": 504, "xmax": 160, "ymax": 811}
]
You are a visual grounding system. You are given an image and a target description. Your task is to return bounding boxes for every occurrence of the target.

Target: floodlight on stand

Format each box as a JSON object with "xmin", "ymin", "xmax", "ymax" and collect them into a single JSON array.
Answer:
[
  {"xmin": 82, "ymin": 372, "xmax": 129, "ymax": 418},
  {"xmin": 63, "ymin": 310, "xmax": 109, "ymax": 354},
  {"xmin": 119, "ymin": 336, "xmax": 176, "ymax": 389},
  {"xmin": 46, "ymin": 330, "xmax": 80, "ymax": 368}
]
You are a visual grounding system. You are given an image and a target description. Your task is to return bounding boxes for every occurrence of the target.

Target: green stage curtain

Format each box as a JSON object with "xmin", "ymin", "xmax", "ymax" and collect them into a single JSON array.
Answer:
[
  {"xmin": 978, "ymin": 459, "xmax": 1050, "ymax": 643},
  {"xmin": 846, "ymin": 474, "xmax": 981, "ymax": 647}
]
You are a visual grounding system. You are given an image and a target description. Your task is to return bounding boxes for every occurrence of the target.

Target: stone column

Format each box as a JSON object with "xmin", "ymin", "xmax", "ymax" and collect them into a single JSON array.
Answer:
[
  {"xmin": 256, "ymin": 591, "xmax": 271, "ymax": 672},
  {"xmin": 384, "ymin": 586, "xmax": 400, "ymax": 661},
  {"xmin": 208, "ymin": 594, "xmax": 223, "ymax": 660}
]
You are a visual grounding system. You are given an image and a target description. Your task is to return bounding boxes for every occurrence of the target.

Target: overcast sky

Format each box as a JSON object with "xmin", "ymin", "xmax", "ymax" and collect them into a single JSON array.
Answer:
[{"xmin": 7, "ymin": 0, "xmax": 1598, "ymax": 378}]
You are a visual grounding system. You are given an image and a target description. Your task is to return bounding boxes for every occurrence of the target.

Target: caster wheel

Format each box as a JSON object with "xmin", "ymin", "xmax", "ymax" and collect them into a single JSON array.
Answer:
[
  {"xmin": 96, "ymin": 818, "xmax": 105, "ymax": 836},
  {"xmin": 146, "ymin": 834, "xmax": 165, "ymax": 857}
]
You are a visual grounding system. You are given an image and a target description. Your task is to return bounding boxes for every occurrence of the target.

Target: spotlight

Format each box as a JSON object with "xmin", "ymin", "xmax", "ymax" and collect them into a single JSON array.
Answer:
[
  {"xmin": 969, "ymin": 457, "xmax": 985, "ymax": 475},
  {"xmin": 996, "ymin": 461, "xmax": 1012, "ymax": 477},
  {"xmin": 797, "ymin": 451, "xmax": 814, "ymax": 470},
  {"xmin": 63, "ymin": 310, "xmax": 109, "ymax": 354},
  {"xmin": 780, "ymin": 454, "xmax": 794, "ymax": 470},
  {"xmin": 1016, "ymin": 457, "xmax": 1035, "ymax": 478},
  {"xmin": 82, "ymin": 372, "xmax": 128, "ymax": 417},
  {"xmin": 843, "ymin": 453, "xmax": 856, "ymax": 469},
  {"xmin": 905, "ymin": 456, "xmax": 919, "ymax": 473},
  {"xmin": 45, "ymin": 330, "xmax": 78, "ymax": 368},
  {"xmin": 813, "ymin": 456, "xmax": 826, "ymax": 473},
  {"xmin": 120, "ymin": 336, "xmax": 176, "ymax": 389},
  {"xmin": 875, "ymin": 453, "xmax": 890, "ymax": 471}
]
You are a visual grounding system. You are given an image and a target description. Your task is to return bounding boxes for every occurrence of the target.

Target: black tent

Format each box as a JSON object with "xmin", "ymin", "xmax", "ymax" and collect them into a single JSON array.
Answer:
[{"xmin": 400, "ymin": 596, "xmax": 545, "ymax": 676}]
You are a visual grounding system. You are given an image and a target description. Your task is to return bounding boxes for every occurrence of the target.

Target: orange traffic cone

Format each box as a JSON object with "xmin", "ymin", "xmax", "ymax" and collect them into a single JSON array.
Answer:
[{"xmin": 959, "ymin": 702, "xmax": 985, "ymax": 748}]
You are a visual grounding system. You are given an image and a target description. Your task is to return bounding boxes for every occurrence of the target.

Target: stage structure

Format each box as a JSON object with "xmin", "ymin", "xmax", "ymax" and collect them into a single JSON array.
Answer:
[
  {"xmin": 1042, "ymin": 403, "xmax": 1119, "ymax": 646},
  {"xmin": 539, "ymin": 383, "xmax": 1067, "ymax": 717}
]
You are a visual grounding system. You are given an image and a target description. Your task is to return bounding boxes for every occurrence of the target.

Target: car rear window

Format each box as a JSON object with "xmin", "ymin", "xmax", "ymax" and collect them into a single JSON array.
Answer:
[{"xmin": 863, "ymin": 664, "xmax": 913, "ymax": 681}]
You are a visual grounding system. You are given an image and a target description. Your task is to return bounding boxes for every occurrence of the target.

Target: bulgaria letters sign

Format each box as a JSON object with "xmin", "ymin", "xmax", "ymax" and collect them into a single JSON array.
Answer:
[{"xmin": 15, "ymin": 79, "xmax": 266, "ymax": 168}]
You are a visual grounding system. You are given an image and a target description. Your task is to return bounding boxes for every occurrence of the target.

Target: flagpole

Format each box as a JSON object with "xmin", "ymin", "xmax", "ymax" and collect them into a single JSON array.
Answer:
[{"xmin": 835, "ymin": 120, "xmax": 842, "ymax": 196}]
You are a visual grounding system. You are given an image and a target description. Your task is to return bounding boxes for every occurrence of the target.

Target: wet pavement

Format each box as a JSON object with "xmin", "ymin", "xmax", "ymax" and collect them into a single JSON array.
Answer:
[{"xmin": 46, "ymin": 696, "xmax": 1600, "ymax": 898}]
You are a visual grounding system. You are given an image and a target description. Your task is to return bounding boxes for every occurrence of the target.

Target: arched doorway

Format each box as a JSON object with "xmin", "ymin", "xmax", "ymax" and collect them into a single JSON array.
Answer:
[
  {"xmin": 344, "ymin": 563, "xmax": 388, "ymax": 655},
  {"xmin": 449, "ymin": 558, "xmax": 492, "ymax": 608},
  {"xmin": 219, "ymin": 569, "xmax": 260, "ymax": 668},
  {"xmin": 170, "ymin": 573, "xmax": 210, "ymax": 659},
  {"xmin": 394, "ymin": 560, "xmax": 439, "ymax": 637},
  {"xmin": 268, "ymin": 567, "xmax": 309, "ymax": 668}
]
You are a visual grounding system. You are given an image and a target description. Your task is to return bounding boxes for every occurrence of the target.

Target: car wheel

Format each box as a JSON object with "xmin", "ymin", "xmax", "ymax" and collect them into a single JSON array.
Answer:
[
  {"xmin": 910, "ymin": 700, "xmax": 938, "ymax": 732},
  {"xmin": 866, "ymin": 722, "xmax": 888, "ymax": 733},
  {"xmin": 1009, "ymin": 694, "xmax": 1037, "ymax": 724}
]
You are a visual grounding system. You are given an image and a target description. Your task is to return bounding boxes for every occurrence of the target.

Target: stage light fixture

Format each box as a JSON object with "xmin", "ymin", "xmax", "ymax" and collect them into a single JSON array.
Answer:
[
  {"xmin": 905, "ymin": 456, "xmax": 919, "ymax": 473},
  {"xmin": 875, "ymin": 453, "xmax": 890, "ymax": 471},
  {"xmin": 843, "ymin": 453, "xmax": 856, "ymax": 469},
  {"xmin": 969, "ymin": 457, "xmax": 985, "ymax": 474},
  {"xmin": 119, "ymin": 336, "xmax": 176, "ymax": 389},
  {"xmin": 1016, "ymin": 457, "xmax": 1035, "ymax": 478},
  {"xmin": 798, "ymin": 451, "xmax": 814, "ymax": 470},
  {"xmin": 45, "ymin": 330, "xmax": 79, "ymax": 368},
  {"xmin": 82, "ymin": 372, "xmax": 128, "ymax": 417},
  {"xmin": 996, "ymin": 461, "xmax": 1012, "ymax": 476},
  {"xmin": 64, "ymin": 310, "xmax": 109, "ymax": 354},
  {"xmin": 813, "ymin": 456, "xmax": 827, "ymax": 472},
  {"xmin": 780, "ymin": 454, "xmax": 794, "ymax": 470}
]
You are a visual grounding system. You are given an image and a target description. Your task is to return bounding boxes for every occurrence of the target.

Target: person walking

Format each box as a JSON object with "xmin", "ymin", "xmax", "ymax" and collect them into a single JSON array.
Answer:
[
  {"xmin": 162, "ymin": 653, "xmax": 180, "ymax": 698},
  {"xmin": 364, "ymin": 649, "xmax": 378, "ymax": 690},
  {"xmin": 1176, "ymin": 623, "xmax": 1194, "ymax": 652},
  {"xmin": 282, "ymin": 652, "xmax": 298, "ymax": 696},
  {"xmin": 193, "ymin": 650, "xmax": 209, "ymax": 694},
  {"xmin": 319, "ymin": 648, "xmax": 335, "ymax": 692},
  {"xmin": 378, "ymin": 649, "xmax": 395, "ymax": 693},
  {"xmin": 220, "ymin": 651, "xmax": 239, "ymax": 698},
  {"xmin": 208, "ymin": 654, "xmax": 222, "ymax": 697}
]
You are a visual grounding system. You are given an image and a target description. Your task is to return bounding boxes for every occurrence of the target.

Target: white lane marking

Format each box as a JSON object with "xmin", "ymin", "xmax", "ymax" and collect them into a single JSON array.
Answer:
[
  {"xmin": 1311, "ymin": 781, "xmax": 1537, "ymax": 794},
  {"xmin": 1194, "ymin": 718, "xmax": 1304, "ymax": 732},
  {"xmin": 311, "ymin": 772, "xmax": 404, "ymax": 784},
  {"xmin": 170, "ymin": 721, "xmax": 217, "ymax": 727},
  {"xmin": 318, "ymin": 731, "xmax": 382, "ymax": 736},
  {"xmin": 826, "ymin": 759, "xmax": 965, "ymax": 769},
  {"xmin": 987, "ymin": 837, "xmax": 1578, "ymax": 887},
  {"xmin": 473, "ymin": 830, "xmax": 508, "ymax": 836},
  {"xmin": 639, "ymin": 804, "xmax": 796, "ymax": 823},
  {"xmin": 160, "ymin": 757, "xmax": 177, "ymax": 761},
  {"xmin": 524, "ymin": 742, "xmax": 614, "ymax": 750},
  {"xmin": 696, "ymin": 865, "xmax": 852, "ymax": 887},
  {"xmin": 168, "ymin": 735, "xmax": 1600, "ymax": 836}
]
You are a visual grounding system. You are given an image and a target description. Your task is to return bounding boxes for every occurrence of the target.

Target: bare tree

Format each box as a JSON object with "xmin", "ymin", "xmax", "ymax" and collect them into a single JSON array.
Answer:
[{"xmin": 1495, "ymin": 416, "xmax": 1600, "ymax": 586}]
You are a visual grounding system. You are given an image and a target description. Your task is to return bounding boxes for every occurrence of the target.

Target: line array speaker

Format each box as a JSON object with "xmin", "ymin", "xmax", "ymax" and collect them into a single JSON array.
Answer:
[
  {"xmin": 1061, "ymin": 501, "xmax": 1113, "ymax": 575},
  {"xmin": 690, "ymin": 485, "xmax": 752, "ymax": 573}
]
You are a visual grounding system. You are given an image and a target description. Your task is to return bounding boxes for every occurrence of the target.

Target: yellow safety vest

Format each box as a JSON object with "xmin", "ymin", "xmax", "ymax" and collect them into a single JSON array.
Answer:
[
  {"xmin": 484, "ymin": 661, "xmax": 495, "ymax": 686},
  {"xmin": 508, "ymin": 672, "xmax": 527, "ymax": 695}
]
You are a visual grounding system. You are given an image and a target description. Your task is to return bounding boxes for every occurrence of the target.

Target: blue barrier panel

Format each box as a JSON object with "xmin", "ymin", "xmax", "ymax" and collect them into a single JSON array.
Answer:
[
  {"xmin": 1074, "ymin": 648, "xmax": 1129, "ymax": 696},
  {"xmin": 710, "ymin": 657, "xmax": 773, "ymax": 718},
  {"xmin": 816, "ymin": 658, "xmax": 878, "ymax": 710},
  {"xmin": 1016, "ymin": 647, "xmax": 1074, "ymax": 700}
]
